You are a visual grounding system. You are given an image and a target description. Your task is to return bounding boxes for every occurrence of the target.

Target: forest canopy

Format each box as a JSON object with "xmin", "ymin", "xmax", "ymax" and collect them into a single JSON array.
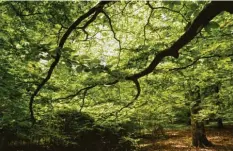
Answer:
[{"xmin": 1, "ymin": 1, "xmax": 233, "ymax": 151}]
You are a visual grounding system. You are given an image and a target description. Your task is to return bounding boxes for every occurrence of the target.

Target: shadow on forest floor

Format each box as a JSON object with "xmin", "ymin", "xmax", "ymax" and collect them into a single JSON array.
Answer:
[{"xmin": 139, "ymin": 125, "xmax": 233, "ymax": 151}]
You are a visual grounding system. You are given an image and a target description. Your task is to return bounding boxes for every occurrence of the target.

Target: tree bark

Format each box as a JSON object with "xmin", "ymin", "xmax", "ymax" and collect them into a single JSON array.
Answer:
[
  {"xmin": 217, "ymin": 118, "xmax": 224, "ymax": 129},
  {"xmin": 191, "ymin": 120, "xmax": 213, "ymax": 147},
  {"xmin": 187, "ymin": 111, "xmax": 191, "ymax": 125},
  {"xmin": 214, "ymin": 84, "xmax": 224, "ymax": 129},
  {"xmin": 190, "ymin": 86, "xmax": 212, "ymax": 147},
  {"xmin": 0, "ymin": 135, "xmax": 7, "ymax": 151}
]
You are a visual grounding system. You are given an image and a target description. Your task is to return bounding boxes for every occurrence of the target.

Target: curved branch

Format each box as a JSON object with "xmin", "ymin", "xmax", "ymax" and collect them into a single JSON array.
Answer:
[
  {"xmin": 98, "ymin": 78, "xmax": 141, "ymax": 121},
  {"xmin": 170, "ymin": 53, "xmax": 233, "ymax": 71},
  {"xmin": 82, "ymin": 28, "xmax": 89, "ymax": 40},
  {"xmin": 29, "ymin": 1, "xmax": 111, "ymax": 123},
  {"xmin": 114, "ymin": 79, "xmax": 141, "ymax": 116},
  {"xmin": 59, "ymin": 2, "xmax": 110, "ymax": 48},
  {"xmin": 29, "ymin": 1, "xmax": 233, "ymax": 123},
  {"xmin": 29, "ymin": 47, "xmax": 61, "ymax": 124},
  {"xmin": 52, "ymin": 79, "xmax": 119, "ymax": 102},
  {"xmin": 53, "ymin": 2, "xmax": 233, "ymax": 119},
  {"xmin": 52, "ymin": 85, "xmax": 96, "ymax": 102},
  {"xmin": 132, "ymin": 78, "xmax": 141, "ymax": 100},
  {"xmin": 126, "ymin": 1, "xmax": 230, "ymax": 81}
]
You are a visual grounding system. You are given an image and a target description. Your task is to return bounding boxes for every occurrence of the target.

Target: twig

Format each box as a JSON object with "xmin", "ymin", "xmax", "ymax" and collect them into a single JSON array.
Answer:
[
  {"xmin": 144, "ymin": 9, "xmax": 154, "ymax": 45},
  {"xmin": 101, "ymin": 10, "xmax": 122, "ymax": 65},
  {"xmin": 146, "ymin": 1, "xmax": 189, "ymax": 23},
  {"xmin": 80, "ymin": 88, "xmax": 88, "ymax": 112},
  {"xmin": 170, "ymin": 53, "xmax": 233, "ymax": 71}
]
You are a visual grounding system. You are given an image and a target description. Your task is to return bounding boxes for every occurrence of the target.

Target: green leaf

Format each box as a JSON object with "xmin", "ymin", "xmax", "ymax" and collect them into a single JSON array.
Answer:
[
  {"xmin": 62, "ymin": 47, "xmax": 75, "ymax": 52},
  {"xmin": 204, "ymin": 21, "xmax": 220, "ymax": 33}
]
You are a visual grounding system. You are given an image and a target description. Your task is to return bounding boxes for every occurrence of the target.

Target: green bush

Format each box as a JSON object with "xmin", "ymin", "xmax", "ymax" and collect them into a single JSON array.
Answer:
[{"xmin": 51, "ymin": 110, "xmax": 137, "ymax": 151}]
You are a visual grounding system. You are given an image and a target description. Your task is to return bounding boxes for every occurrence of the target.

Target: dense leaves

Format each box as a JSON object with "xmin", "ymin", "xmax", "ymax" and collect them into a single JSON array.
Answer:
[{"xmin": 1, "ymin": 1, "xmax": 233, "ymax": 150}]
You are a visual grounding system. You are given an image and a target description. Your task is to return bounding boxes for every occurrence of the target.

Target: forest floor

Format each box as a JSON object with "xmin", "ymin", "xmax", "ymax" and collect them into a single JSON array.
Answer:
[{"xmin": 139, "ymin": 125, "xmax": 233, "ymax": 151}]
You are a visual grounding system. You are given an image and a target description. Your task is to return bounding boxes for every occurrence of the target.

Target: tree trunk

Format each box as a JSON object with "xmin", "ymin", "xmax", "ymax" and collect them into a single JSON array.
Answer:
[
  {"xmin": 217, "ymin": 118, "xmax": 223, "ymax": 129},
  {"xmin": 204, "ymin": 120, "xmax": 210, "ymax": 125},
  {"xmin": 0, "ymin": 135, "xmax": 7, "ymax": 151},
  {"xmin": 190, "ymin": 86, "xmax": 212, "ymax": 147},
  {"xmin": 191, "ymin": 120, "xmax": 213, "ymax": 147},
  {"xmin": 187, "ymin": 111, "xmax": 191, "ymax": 125}
]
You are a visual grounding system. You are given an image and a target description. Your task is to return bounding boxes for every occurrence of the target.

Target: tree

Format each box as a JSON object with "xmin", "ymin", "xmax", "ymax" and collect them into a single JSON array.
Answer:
[
  {"xmin": 189, "ymin": 86, "xmax": 212, "ymax": 147},
  {"xmin": 1, "ymin": 1, "xmax": 233, "ymax": 149}
]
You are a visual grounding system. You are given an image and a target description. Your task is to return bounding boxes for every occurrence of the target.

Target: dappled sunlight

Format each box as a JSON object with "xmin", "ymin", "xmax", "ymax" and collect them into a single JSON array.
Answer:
[
  {"xmin": 139, "ymin": 125, "xmax": 233, "ymax": 151},
  {"xmin": 2, "ymin": 1, "xmax": 233, "ymax": 151}
]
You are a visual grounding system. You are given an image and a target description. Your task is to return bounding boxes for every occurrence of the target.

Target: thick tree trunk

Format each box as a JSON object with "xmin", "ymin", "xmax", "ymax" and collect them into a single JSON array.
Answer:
[
  {"xmin": 217, "ymin": 118, "xmax": 223, "ymax": 129},
  {"xmin": 214, "ymin": 84, "xmax": 223, "ymax": 129},
  {"xmin": 190, "ymin": 86, "xmax": 212, "ymax": 147},
  {"xmin": 191, "ymin": 120, "xmax": 213, "ymax": 147},
  {"xmin": 0, "ymin": 135, "xmax": 7, "ymax": 151}
]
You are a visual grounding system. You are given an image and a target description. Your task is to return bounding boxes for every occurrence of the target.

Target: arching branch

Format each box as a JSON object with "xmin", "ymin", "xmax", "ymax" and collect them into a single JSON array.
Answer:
[
  {"xmin": 126, "ymin": 1, "xmax": 232, "ymax": 81},
  {"xmin": 29, "ymin": 1, "xmax": 233, "ymax": 123},
  {"xmin": 132, "ymin": 78, "xmax": 141, "ymax": 100},
  {"xmin": 52, "ymin": 79, "xmax": 119, "ymax": 102},
  {"xmin": 29, "ymin": 1, "xmax": 111, "ymax": 123},
  {"xmin": 58, "ymin": 1, "xmax": 111, "ymax": 48}
]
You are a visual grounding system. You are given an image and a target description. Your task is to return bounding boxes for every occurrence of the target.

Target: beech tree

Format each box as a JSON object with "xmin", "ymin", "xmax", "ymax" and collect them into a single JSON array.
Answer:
[{"xmin": 1, "ymin": 1, "xmax": 233, "ymax": 149}]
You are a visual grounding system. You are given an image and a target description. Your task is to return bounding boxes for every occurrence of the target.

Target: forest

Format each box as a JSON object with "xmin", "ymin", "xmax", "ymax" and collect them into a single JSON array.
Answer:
[{"xmin": 0, "ymin": 1, "xmax": 233, "ymax": 151}]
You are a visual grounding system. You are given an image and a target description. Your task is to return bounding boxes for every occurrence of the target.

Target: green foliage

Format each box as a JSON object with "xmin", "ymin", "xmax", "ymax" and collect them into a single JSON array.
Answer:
[
  {"xmin": 204, "ymin": 21, "xmax": 220, "ymax": 33},
  {"xmin": 1, "ymin": 1, "xmax": 233, "ymax": 150}
]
